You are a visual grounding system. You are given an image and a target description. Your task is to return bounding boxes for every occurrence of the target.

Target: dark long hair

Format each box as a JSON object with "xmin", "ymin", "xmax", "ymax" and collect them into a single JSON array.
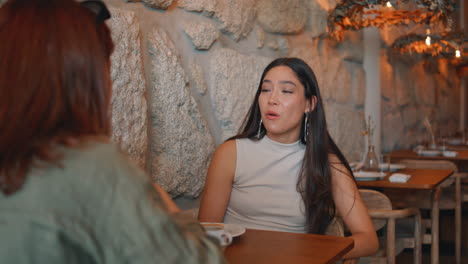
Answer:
[
  {"xmin": 0, "ymin": 0, "xmax": 114, "ymax": 195},
  {"xmin": 231, "ymin": 57, "xmax": 354, "ymax": 234}
]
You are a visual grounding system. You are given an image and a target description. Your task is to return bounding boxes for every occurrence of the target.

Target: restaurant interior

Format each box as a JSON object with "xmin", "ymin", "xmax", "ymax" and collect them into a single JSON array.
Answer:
[
  {"xmin": 2, "ymin": 0, "xmax": 468, "ymax": 263},
  {"xmin": 95, "ymin": 0, "xmax": 468, "ymax": 263}
]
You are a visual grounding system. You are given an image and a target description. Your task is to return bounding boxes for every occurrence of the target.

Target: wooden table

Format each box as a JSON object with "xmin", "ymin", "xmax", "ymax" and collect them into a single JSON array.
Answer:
[
  {"xmin": 357, "ymin": 168, "xmax": 454, "ymax": 264},
  {"xmin": 224, "ymin": 229, "xmax": 354, "ymax": 264}
]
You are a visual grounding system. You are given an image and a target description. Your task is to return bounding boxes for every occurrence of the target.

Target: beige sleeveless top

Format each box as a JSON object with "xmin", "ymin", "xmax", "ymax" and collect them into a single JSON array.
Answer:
[{"xmin": 224, "ymin": 136, "xmax": 307, "ymax": 233}]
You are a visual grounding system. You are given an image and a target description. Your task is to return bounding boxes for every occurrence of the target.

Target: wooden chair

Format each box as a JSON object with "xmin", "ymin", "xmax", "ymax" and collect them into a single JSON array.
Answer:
[
  {"xmin": 385, "ymin": 159, "xmax": 461, "ymax": 264},
  {"xmin": 324, "ymin": 218, "xmax": 359, "ymax": 264},
  {"xmin": 328, "ymin": 190, "xmax": 421, "ymax": 264},
  {"xmin": 323, "ymin": 218, "xmax": 357, "ymax": 263},
  {"xmin": 358, "ymin": 189, "xmax": 422, "ymax": 264}
]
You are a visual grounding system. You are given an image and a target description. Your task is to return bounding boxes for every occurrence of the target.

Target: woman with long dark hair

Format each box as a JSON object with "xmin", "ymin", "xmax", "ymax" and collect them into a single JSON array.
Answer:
[
  {"xmin": 199, "ymin": 57, "xmax": 378, "ymax": 259},
  {"xmin": 0, "ymin": 0, "xmax": 224, "ymax": 263}
]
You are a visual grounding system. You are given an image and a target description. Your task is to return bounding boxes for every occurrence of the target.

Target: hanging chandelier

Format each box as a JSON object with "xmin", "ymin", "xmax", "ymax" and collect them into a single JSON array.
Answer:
[
  {"xmin": 391, "ymin": 31, "xmax": 467, "ymax": 58},
  {"xmin": 327, "ymin": 0, "xmax": 457, "ymax": 42}
]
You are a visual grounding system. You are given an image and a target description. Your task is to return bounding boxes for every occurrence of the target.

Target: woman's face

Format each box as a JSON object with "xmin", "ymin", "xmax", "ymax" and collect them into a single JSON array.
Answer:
[{"xmin": 258, "ymin": 66, "xmax": 313, "ymax": 144}]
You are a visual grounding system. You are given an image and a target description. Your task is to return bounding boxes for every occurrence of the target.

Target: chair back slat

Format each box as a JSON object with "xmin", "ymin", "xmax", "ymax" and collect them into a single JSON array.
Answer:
[{"xmin": 325, "ymin": 217, "xmax": 345, "ymax": 237}]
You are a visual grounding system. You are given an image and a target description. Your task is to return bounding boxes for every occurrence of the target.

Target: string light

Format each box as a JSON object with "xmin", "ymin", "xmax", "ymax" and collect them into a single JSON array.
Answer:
[
  {"xmin": 386, "ymin": 1, "xmax": 392, "ymax": 8},
  {"xmin": 425, "ymin": 28, "xmax": 431, "ymax": 46},
  {"xmin": 455, "ymin": 49, "xmax": 461, "ymax": 58}
]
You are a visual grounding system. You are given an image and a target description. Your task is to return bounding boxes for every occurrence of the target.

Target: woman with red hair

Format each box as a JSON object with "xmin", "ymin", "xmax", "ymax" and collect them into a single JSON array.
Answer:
[{"xmin": 0, "ymin": 0, "xmax": 225, "ymax": 263}]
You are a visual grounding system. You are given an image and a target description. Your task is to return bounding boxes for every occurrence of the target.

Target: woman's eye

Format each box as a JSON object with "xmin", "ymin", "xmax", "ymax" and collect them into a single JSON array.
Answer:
[
  {"xmin": 261, "ymin": 88, "xmax": 270, "ymax": 92},
  {"xmin": 282, "ymin": 90, "xmax": 293, "ymax": 94}
]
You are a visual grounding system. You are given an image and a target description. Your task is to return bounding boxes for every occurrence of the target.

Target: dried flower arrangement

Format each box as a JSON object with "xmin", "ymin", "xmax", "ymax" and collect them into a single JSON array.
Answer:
[{"xmin": 361, "ymin": 115, "xmax": 375, "ymax": 147}]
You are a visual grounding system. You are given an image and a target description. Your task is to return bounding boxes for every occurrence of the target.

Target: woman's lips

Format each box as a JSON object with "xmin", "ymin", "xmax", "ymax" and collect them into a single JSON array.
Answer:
[{"xmin": 265, "ymin": 111, "xmax": 280, "ymax": 120}]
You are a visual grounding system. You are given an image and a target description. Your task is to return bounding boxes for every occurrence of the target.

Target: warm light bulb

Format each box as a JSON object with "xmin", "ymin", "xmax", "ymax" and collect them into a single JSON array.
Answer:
[
  {"xmin": 425, "ymin": 36, "xmax": 431, "ymax": 46},
  {"xmin": 455, "ymin": 49, "xmax": 461, "ymax": 58},
  {"xmin": 386, "ymin": 1, "xmax": 392, "ymax": 8}
]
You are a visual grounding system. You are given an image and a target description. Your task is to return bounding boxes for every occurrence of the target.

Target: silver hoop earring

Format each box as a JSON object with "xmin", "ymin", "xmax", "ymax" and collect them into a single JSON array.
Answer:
[
  {"xmin": 257, "ymin": 119, "xmax": 263, "ymax": 138},
  {"xmin": 303, "ymin": 113, "xmax": 309, "ymax": 143}
]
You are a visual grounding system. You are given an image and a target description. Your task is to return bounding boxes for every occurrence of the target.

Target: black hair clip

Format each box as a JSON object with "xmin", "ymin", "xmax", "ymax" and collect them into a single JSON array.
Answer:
[{"xmin": 80, "ymin": 0, "xmax": 111, "ymax": 24}]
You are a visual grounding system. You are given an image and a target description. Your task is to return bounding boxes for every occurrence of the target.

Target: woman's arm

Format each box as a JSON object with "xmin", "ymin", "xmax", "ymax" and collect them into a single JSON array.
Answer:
[
  {"xmin": 198, "ymin": 140, "xmax": 237, "ymax": 222},
  {"xmin": 330, "ymin": 156, "xmax": 379, "ymax": 259},
  {"xmin": 98, "ymin": 146, "xmax": 226, "ymax": 264},
  {"xmin": 153, "ymin": 183, "xmax": 181, "ymax": 214}
]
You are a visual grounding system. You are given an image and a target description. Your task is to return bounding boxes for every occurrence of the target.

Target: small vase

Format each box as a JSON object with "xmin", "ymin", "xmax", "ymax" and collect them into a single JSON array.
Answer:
[{"xmin": 363, "ymin": 145, "xmax": 379, "ymax": 172}]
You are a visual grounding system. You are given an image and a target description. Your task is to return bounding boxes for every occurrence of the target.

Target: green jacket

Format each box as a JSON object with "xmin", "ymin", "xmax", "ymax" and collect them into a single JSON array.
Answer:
[{"xmin": 0, "ymin": 141, "xmax": 225, "ymax": 264}]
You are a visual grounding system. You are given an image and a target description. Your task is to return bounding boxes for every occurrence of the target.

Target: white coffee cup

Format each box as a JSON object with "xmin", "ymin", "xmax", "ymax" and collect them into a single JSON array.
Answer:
[{"xmin": 202, "ymin": 224, "xmax": 233, "ymax": 246}]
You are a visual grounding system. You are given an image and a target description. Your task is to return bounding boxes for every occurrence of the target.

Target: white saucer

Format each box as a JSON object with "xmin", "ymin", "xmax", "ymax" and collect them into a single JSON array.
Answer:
[
  {"xmin": 447, "ymin": 138, "xmax": 464, "ymax": 145},
  {"xmin": 201, "ymin": 222, "xmax": 246, "ymax": 237},
  {"xmin": 418, "ymin": 150, "xmax": 441, "ymax": 157},
  {"xmin": 442, "ymin": 151, "xmax": 458, "ymax": 158},
  {"xmin": 353, "ymin": 171, "xmax": 386, "ymax": 181}
]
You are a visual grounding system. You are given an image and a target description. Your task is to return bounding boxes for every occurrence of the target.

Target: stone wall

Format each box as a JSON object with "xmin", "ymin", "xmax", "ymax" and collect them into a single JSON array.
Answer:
[{"xmin": 1, "ymin": 0, "xmax": 459, "ymax": 200}]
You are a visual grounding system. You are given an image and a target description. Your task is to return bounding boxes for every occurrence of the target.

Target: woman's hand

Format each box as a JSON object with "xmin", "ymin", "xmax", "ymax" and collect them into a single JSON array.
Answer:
[{"xmin": 153, "ymin": 183, "xmax": 181, "ymax": 214}]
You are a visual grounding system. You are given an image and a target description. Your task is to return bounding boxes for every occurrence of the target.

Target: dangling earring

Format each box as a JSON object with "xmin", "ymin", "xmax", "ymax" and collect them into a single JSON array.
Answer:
[
  {"xmin": 303, "ymin": 112, "xmax": 309, "ymax": 143},
  {"xmin": 257, "ymin": 119, "xmax": 263, "ymax": 138}
]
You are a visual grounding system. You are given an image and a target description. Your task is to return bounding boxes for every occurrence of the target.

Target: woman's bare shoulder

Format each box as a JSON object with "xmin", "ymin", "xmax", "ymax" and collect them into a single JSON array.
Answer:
[
  {"xmin": 214, "ymin": 139, "xmax": 236, "ymax": 158},
  {"xmin": 208, "ymin": 139, "xmax": 237, "ymax": 175}
]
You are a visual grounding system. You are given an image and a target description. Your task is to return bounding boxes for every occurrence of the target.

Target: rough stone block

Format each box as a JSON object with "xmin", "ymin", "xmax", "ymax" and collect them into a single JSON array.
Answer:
[
  {"xmin": 382, "ymin": 111, "xmax": 404, "ymax": 152},
  {"xmin": 266, "ymin": 36, "xmax": 288, "ymax": 53},
  {"xmin": 402, "ymin": 106, "xmax": 421, "ymax": 128},
  {"xmin": 333, "ymin": 61, "xmax": 353, "ymax": 104},
  {"xmin": 108, "ymin": 8, "xmax": 148, "ymax": 169},
  {"xmin": 214, "ymin": 0, "xmax": 256, "ymax": 41},
  {"xmin": 331, "ymin": 31, "xmax": 364, "ymax": 64},
  {"xmin": 314, "ymin": 0, "xmax": 338, "ymax": 11},
  {"xmin": 412, "ymin": 64, "xmax": 435, "ymax": 105},
  {"xmin": 207, "ymin": 48, "xmax": 271, "ymax": 141},
  {"xmin": 353, "ymin": 66, "xmax": 366, "ymax": 106},
  {"xmin": 381, "ymin": 55, "xmax": 395, "ymax": 101},
  {"xmin": 178, "ymin": 0, "xmax": 217, "ymax": 15},
  {"xmin": 179, "ymin": 0, "xmax": 255, "ymax": 41},
  {"xmin": 125, "ymin": 0, "xmax": 173, "ymax": 10},
  {"xmin": 256, "ymin": 0, "xmax": 308, "ymax": 34},
  {"xmin": 188, "ymin": 60, "xmax": 208, "ymax": 96},
  {"xmin": 144, "ymin": 0, "xmax": 173, "ymax": 9},
  {"xmin": 394, "ymin": 66, "xmax": 412, "ymax": 107},
  {"xmin": 182, "ymin": 20, "xmax": 219, "ymax": 50},
  {"xmin": 306, "ymin": 0, "xmax": 328, "ymax": 38},
  {"xmin": 325, "ymin": 103, "xmax": 364, "ymax": 162},
  {"xmin": 148, "ymin": 28, "xmax": 215, "ymax": 198}
]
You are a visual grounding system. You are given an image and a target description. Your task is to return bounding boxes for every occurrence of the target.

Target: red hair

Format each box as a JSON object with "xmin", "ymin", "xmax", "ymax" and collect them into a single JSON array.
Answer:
[{"xmin": 0, "ymin": 0, "xmax": 115, "ymax": 195}]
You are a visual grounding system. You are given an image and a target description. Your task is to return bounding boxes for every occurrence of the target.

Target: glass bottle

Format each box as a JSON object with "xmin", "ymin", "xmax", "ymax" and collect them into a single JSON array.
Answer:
[{"xmin": 363, "ymin": 145, "xmax": 379, "ymax": 172}]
